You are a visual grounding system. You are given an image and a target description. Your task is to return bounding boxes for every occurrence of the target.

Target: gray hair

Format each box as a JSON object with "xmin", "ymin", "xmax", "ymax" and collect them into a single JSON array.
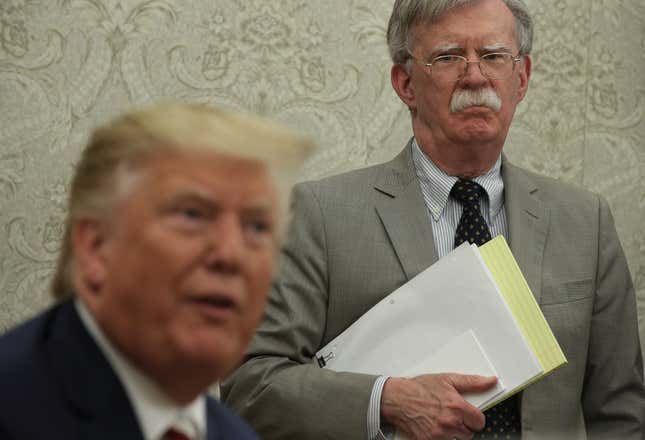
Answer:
[
  {"xmin": 386, "ymin": 0, "xmax": 533, "ymax": 65},
  {"xmin": 51, "ymin": 102, "xmax": 314, "ymax": 300}
]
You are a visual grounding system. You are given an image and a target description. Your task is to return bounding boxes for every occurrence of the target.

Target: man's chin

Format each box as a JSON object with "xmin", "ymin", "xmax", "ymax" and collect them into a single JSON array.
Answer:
[
  {"xmin": 449, "ymin": 119, "xmax": 500, "ymax": 144},
  {"xmin": 177, "ymin": 338, "xmax": 244, "ymax": 374}
]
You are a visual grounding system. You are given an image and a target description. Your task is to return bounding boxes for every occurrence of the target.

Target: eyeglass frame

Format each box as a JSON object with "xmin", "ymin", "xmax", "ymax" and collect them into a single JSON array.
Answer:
[{"xmin": 407, "ymin": 51, "xmax": 524, "ymax": 82}]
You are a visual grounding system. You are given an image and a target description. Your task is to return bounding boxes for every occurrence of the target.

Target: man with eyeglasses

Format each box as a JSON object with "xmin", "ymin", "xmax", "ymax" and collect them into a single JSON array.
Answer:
[{"xmin": 222, "ymin": 1, "xmax": 645, "ymax": 439}]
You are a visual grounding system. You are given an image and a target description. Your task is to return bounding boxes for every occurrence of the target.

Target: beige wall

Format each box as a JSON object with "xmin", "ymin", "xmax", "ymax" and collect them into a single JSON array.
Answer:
[{"xmin": 1, "ymin": 1, "xmax": 644, "ymax": 361}]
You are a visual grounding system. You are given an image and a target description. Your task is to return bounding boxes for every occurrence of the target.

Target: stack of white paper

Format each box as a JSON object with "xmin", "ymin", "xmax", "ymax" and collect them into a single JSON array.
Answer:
[{"xmin": 315, "ymin": 239, "xmax": 566, "ymax": 438}]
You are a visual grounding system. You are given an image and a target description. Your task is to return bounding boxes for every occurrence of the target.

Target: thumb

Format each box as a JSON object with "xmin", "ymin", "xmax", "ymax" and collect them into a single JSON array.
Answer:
[{"xmin": 448, "ymin": 374, "xmax": 498, "ymax": 393}]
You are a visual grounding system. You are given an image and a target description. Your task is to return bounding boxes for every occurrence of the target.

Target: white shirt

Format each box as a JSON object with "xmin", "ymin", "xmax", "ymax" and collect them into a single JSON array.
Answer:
[{"xmin": 75, "ymin": 300, "xmax": 207, "ymax": 440}]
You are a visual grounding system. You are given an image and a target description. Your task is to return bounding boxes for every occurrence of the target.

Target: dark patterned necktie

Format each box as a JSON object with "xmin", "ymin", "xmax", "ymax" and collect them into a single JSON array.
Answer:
[
  {"xmin": 451, "ymin": 178, "xmax": 492, "ymax": 247},
  {"xmin": 450, "ymin": 178, "xmax": 522, "ymax": 439}
]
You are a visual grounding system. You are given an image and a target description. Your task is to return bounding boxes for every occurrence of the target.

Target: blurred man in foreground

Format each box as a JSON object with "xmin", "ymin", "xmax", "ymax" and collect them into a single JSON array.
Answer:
[
  {"xmin": 222, "ymin": 0, "xmax": 645, "ymax": 439},
  {"xmin": 0, "ymin": 102, "xmax": 313, "ymax": 439}
]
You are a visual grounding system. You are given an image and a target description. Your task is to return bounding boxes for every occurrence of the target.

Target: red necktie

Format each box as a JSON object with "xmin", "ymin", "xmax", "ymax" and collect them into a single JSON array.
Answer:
[{"xmin": 164, "ymin": 428, "xmax": 192, "ymax": 440}]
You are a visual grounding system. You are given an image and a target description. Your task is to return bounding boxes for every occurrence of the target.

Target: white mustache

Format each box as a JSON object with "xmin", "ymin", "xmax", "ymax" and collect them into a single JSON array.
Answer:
[{"xmin": 450, "ymin": 88, "xmax": 502, "ymax": 113}]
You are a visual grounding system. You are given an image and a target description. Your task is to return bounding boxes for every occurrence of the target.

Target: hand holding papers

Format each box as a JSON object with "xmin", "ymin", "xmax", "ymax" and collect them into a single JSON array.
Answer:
[
  {"xmin": 315, "ymin": 236, "xmax": 566, "ymax": 413},
  {"xmin": 399, "ymin": 329, "xmax": 505, "ymax": 408}
]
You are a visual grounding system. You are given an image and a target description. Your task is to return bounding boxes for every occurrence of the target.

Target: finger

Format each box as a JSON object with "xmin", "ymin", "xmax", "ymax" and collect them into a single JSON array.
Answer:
[
  {"xmin": 449, "ymin": 374, "xmax": 498, "ymax": 394},
  {"xmin": 448, "ymin": 420, "xmax": 475, "ymax": 440},
  {"xmin": 452, "ymin": 423, "xmax": 475, "ymax": 440},
  {"xmin": 461, "ymin": 403, "xmax": 486, "ymax": 432}
]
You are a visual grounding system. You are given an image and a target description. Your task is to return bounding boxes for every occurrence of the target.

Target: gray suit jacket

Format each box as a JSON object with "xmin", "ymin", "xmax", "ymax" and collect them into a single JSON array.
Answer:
[{"xmin": 222, "ymin": 142, "xmax": 645, "ymax": 439}]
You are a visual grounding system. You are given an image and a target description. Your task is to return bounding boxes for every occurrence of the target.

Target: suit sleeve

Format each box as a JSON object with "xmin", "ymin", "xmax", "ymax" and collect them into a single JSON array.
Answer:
[
  {"xmin": 221, "ymin": 182, "xmax": 379, "ymax": 440},
  {"xmin": 581, "ymin": 195, "xmax": 645, "ymax": 438}
]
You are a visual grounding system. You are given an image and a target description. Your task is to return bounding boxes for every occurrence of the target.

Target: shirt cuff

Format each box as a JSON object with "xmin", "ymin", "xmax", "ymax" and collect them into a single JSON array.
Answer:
[{"xmin": 367, "ymin": 375, "xmax": 390, "ymax": 440}]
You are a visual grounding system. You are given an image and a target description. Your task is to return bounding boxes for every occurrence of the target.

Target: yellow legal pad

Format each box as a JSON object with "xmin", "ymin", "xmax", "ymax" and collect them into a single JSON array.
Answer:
[{"xmin": 479, "ymin": 236, "xmax": 567, "ymax": 408}]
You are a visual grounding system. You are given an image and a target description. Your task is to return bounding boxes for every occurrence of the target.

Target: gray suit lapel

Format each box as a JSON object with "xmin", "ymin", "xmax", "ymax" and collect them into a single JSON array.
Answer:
[
  {"xmin": 374, "ymin": 142, "xmax": 438, "ymax": 280},
  {"xmin": 502, "ymin": 158, "xmax": 549, "ymax": 305},
  {"xmin": 372, "ymin": 150, "xmax": 547, "ymax": 298}
]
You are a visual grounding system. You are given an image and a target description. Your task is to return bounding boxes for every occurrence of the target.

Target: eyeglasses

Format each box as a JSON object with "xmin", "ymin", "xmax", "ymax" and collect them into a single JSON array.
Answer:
[{"xmin": 410, "ymin": 52, "xmax": 523, "ymax": 82}]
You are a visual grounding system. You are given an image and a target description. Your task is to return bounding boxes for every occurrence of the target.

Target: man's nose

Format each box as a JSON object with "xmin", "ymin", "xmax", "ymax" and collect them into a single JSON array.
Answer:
[
  {"xmin": 205, "ymin": 215, "xmax": 243, "ymax": 273},
  {"xmin": 460, "ymin": 60, "xmax": 488, "ymax": 86}
]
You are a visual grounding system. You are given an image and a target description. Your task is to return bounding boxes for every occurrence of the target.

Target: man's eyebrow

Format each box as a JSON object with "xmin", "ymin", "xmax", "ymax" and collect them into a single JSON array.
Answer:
[
  {"xmin": 167, "ymin": 189, "xmax": 214, "ymax": 204},
  {"xmin": 167, "ymin": 190, "xmax": 276, "ymax": 214},
  {"xmin": 243, "ymin": 203, "xmax": 275, "ymax": 217},
  {"xmin": 429, "ymin": 43, "xmax": 461, "ymax": 56},
  {"xmin": 481, "ymin": 43, "xmax": 513, "ymax": 52}
]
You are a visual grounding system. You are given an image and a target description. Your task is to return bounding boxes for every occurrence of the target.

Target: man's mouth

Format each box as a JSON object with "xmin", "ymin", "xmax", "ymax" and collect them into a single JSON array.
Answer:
[
  {"xmin": 460, "ymin": 105, "xmax": 493, "ymax": 112},
  {"xmin": 188, "ymin": 293, "xmax": 241, "ymax": 319},
  {"xmin": 193, "ymin": 296, "xmax": 235, "ymax": 308}
]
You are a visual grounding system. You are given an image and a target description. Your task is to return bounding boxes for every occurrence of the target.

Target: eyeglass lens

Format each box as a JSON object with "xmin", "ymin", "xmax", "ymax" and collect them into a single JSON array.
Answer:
[{"xmin": 431, "ymin": 54, "xmax": 516, "ymax": 82}]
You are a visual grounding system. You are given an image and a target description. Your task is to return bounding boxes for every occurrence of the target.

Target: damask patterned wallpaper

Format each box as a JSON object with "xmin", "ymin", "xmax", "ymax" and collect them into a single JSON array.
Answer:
[{"xmin": 1, "ymin": 0, "xmax": 644, "ymax": 360}]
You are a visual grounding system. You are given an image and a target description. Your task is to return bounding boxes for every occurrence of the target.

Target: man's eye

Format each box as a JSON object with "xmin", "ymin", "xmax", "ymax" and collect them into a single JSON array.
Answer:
[
  {"xmin": 179, "ymin": 206, "xmax": 207, "ymax": 220},
  {"xmin": 482, "ymin": 53, "xmax": 510, "ymax": 63},
  {"xmin": 243, "ymin": 218, "xmax": 275, "ymax": 244},
  {"xmin": 433, "ymin": 55, "xmax": 461, "ymax": 64},
  {"xmin": 246, "ymin": 220, "xmax": 270, "ymax": 234}
]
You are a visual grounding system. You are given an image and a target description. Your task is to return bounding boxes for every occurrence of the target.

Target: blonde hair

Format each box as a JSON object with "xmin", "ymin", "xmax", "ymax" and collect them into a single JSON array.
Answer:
[{"xmin": 51, "ymin": 102, "xmax": 314, "ymax": 300}]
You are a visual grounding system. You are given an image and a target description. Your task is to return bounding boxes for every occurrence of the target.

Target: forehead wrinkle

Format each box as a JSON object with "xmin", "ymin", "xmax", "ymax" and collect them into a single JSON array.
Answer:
[{"xmin": 412, "ymin": 16, "xmax": 518, "ymax": 49}]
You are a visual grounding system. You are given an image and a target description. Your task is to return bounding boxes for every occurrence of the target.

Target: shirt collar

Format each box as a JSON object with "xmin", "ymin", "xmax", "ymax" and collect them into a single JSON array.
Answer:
[
  {"xmin": 411, "ymin": 138, "xmax": 504, "ymax": 221},
  {"xmin": 75, "ymin": 299, "xmax": 207, "ymax": 440}
]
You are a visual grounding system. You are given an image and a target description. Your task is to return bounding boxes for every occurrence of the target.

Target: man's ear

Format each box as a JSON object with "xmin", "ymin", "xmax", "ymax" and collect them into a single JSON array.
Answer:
[
  {"xmin": 72, "ymin": 218, "xmax": 109, "ymax": 301},
  {"xmin": 391, "ymin": 63, "xmax": 417, "ymax": 111},
  {"xmin": 516, "ymin": 54, "xmax": 531, "ymax": 102}
]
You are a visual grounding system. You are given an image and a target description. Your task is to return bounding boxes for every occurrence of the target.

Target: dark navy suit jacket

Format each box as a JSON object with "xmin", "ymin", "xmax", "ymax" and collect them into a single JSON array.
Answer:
[{"xmin": 0, "ymin": 299, "xmax": 259, "ymax": 440}]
